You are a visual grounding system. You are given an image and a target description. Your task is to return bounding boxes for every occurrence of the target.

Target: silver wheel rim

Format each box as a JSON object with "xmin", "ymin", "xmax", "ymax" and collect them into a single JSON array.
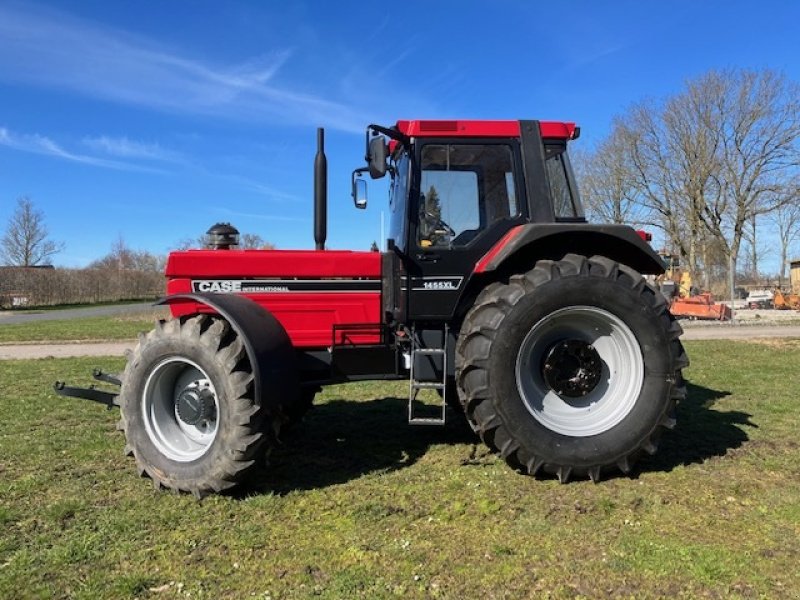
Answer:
[
  {"xmin": 515, "ymin": 306, "xmax": 644, "ymax": 437},
  {"xmin": 142, "ymin": 357, "xmax": 219, "ymax": 462}
]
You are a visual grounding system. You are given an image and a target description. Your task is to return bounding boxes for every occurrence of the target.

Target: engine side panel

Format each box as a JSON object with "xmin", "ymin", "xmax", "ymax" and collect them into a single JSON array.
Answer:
[{"xmin": 165, "ymin": 250, "xmax": 382, "ymax": 348}]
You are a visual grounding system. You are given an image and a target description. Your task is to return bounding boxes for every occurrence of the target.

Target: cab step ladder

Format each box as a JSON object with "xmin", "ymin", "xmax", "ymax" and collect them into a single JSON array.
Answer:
[{"xmin": 408, "ymin": 325, "xmax": 448, "ymax": 425}]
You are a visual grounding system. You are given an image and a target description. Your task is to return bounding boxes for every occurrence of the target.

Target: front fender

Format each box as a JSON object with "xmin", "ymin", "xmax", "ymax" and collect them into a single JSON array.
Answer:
[{"xmin": 157, "ymin": 293, "xmax": 299, "ymax": 414}]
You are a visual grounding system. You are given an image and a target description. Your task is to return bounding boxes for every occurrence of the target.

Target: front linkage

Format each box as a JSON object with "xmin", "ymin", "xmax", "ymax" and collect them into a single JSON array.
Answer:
[{"xmin": 54, "ymin": 369, "xmax": 121, "ymax": 409}]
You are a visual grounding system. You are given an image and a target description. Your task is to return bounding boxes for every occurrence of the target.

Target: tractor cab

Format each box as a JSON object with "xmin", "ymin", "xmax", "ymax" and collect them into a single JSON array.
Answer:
[{"xmin": 352, "ymin": 120, "xmax": 586, "ymax": 321}]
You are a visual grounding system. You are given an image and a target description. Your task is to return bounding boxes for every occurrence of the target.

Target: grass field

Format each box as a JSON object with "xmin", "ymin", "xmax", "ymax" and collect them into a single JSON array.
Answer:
[
  {"xmin": 1, "ymin": 340, "xmax": 799, "ymax": 598},
  {"xmin": 0, "ymin": 310, "xmax": 167, "ymax": 344}
]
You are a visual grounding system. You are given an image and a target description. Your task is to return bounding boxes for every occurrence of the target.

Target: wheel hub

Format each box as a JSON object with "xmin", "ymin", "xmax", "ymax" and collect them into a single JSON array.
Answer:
[
  {"xmin": 542, "ymin": 339, "xmax": 602, "ymax": 398},
  {"xmin": 142, "ymin": 357, "xmax": 220, "ymax": 462},
  {"xmin": 176, "ymin": 387, "xmax": 215, "ymax": 426},
  {"xmin": 515, "ymin": 306, "xmax": 645, "ymax": 437}
]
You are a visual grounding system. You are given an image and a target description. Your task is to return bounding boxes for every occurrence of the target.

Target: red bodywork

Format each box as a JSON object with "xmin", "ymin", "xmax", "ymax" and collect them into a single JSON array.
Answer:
[
  {"xmin": 166, "ymin": 250, "xmax": 382, "ymax": 348},
  {"xmin": 165, "ymin": 119, "xmax": 580, "ymax": 348},
  {"xmin": 473, "ymin": 225, "xmax": 526, "ymax": 273},
  {"xmin": 395, "ymin": 120, "xmax": 578, "ymax": 139}
]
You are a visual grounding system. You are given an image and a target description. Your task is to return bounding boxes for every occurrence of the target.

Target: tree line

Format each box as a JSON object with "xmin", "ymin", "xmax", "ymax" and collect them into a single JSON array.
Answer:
[
  {"xmin": 0, "ymin": 197, "xmax": 276, "ymax": 307},
  {"xmin": 576, "ymin": 68, "xmax": 800, "ymax": 292}
]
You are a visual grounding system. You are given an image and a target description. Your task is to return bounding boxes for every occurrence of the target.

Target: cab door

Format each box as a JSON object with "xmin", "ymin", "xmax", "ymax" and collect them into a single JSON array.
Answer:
[{"xmin": 406, "ymin": 140, "xmax": 527, "ymax": 320}]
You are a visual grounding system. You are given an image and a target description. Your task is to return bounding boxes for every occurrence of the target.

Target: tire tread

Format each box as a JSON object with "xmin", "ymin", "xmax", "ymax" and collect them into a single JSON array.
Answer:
[{"xmin": 455, "ymin": 253, "xmax": 687, "ymax": 481}]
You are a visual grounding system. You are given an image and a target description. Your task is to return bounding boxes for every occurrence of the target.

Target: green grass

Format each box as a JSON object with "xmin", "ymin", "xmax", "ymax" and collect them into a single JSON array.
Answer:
[
  {"xmin": 1, "ymin": 341, "xmax": 799, "ymax": 598},
  {"xmin": 0, "ymin": 310, "xmax": 167, "ymax": 343}
]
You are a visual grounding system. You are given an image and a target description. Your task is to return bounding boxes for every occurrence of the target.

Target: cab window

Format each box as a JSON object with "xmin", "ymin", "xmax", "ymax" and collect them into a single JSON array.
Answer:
[
  {"xmin": 418, "ymin": 144, "xmax": 518, "ymax": 248},
  {"xmin": 545, "ymin": 144, "xmax": 581, "ymax": 219},
  {"xmin": 388, "ymin": 152, "xmax": 410, "ymax": 250}
]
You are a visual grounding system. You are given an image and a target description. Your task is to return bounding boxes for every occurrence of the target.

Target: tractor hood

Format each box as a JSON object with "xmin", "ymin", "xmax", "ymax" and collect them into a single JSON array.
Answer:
[{"xmin": 163, "ymin": 249, "xmax": 382, "ymax": 348}]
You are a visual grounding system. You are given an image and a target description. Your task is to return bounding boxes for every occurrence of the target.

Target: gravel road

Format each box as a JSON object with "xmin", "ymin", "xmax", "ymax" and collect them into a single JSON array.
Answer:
[
  {"xmin": 0, "ymin": 302, "xmax": 155, "ymax": 325},
  {"xmin": 680, "ymin": 323, "xmax": 800, "ymax": 340},
  {"xmin": 2, "ymin": 322, "xmax": 799, "ymax": 360},
  {"xmin": 0, "ymin": 341, "xmax": 134, "ymax": 360}
]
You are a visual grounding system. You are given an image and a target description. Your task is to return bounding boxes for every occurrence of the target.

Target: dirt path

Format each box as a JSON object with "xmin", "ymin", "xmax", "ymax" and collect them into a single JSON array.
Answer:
[
  {"xmin": 2, "ymin": 323, "xmax": 800, "ymax": 360},
  {"xmin": 0, "ymin": 342, "xmax": 134, "ymax": 360},
  {"xmin": 680, "ymin": 324, "xmax": 800, "ymax": 340}
]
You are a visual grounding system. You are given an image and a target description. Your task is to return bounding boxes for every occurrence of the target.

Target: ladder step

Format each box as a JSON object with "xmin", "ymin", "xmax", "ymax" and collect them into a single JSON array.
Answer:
[
  {"xmin": 409, "ymin": 417, "xmax": 446, "ymax": 426},
  {"xmin": 412, "ymin": 382, "xmax": 446, "ymax": 389},
  {"xmin": 408, "ymin": 325, "xmax": 449, "ymax": 425}
]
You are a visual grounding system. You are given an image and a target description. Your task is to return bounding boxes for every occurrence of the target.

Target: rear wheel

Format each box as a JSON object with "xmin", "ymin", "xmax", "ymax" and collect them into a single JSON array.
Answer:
[
  {"xmin": 456, "ymin": 254, "xmax": 687, "ymax": 482},
  {"xmin": 119, "ymin": 315, "xmax": 273, "ymax": 497}
]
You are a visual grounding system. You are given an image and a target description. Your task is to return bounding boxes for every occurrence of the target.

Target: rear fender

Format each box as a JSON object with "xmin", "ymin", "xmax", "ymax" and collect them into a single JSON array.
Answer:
[
  {"xmin": 473, "ymin": 224, "xmax": 666, "ymax": 277},
  {"xmin": 452, "ymin": 224, "xmax": 666, "ymax": 324},
  {"xmin": 157, "ymin": 293, "xmax": 299, "ymax": 415}
]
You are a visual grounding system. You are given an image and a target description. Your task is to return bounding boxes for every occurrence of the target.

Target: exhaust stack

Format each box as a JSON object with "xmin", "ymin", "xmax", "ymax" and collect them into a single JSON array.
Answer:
[{"xmin": 314, "ymin": 128, "xmax": 327, "ymax": 250}]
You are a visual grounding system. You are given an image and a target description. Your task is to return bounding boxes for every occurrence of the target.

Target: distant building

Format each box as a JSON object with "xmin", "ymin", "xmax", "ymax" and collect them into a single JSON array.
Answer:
[{"xmin": 791, "ymin": 260, "xmax": 800, "ymax": 294}]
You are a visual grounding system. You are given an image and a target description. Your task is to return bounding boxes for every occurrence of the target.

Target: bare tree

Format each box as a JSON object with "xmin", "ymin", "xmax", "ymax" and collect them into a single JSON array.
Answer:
[
  {"xmin": 694, "ymin": 70, "xmax": 800, "ymax": 277},
  {"xmin": 770, "ymin": 189, "xmax": 800, "ymax": 287},
  {"xmin": 89, "ymin": 235, "xmax": 165, "ymax": 272},
  {"xmin": 573, "ymin": 124, "xmax": 651, "ymax": 226},
  {"xmin": 174, "ymin": 232, "xmax": 275, "ymax": 250},
  {"xmin": 239, "ymin": 233, "xmax": 275, "ymax": 250},
  {"xmin": 1, "ymin": 196, "xmax": 64, "ymax": 266},
  {"xmin": 623, "ymin": 103, "xmax": 696, "ymax": 265},
  {"xmin": 174, "ymin": 235, "xmax": 208, "ymax": 250},
  {"xmin": 583, "ymin": 68, "xmax": 800, "ymax": 291},
  {"xmin": 619, "ymin": 84, "xmax": 724, "ymax": 288}
]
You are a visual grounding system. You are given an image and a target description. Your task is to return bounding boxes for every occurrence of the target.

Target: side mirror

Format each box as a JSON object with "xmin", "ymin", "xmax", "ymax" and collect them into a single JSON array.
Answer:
[
  {"xmin": 351, "ymin": 169, "xmax": 368, "ymax": 209},
  {"xmin": 367, "ymin": 135, "xmax": 388, "ymax": 179}
]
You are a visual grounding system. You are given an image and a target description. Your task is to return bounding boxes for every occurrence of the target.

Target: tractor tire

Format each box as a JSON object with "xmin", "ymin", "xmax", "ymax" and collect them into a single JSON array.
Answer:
[
  {"xmin": 118, "ymin": 315, "xmax": 273, "ymax": 497},
  {"xmin": 455, "ymin": 254, "xmax": 687, "ymax": 482}
]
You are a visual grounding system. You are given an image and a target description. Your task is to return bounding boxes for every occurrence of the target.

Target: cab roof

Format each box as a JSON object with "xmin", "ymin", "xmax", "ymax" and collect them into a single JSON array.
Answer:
[{"xmin": 395, "ymin": 120, "xmax": 578, "ymax": 140}]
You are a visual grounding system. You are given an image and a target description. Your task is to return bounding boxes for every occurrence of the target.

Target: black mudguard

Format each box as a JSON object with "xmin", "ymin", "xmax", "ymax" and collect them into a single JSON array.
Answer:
[
  {"xmin": 478, "ymin": 223, "xmax": 666, "ymax": 276},
  {"xmin": 157, "ymin": 293, "xmax": 299, "ymax": 414}
]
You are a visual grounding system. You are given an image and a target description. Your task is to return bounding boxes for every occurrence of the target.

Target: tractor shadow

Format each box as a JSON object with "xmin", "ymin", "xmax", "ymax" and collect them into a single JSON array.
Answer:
[
  {"xmin": 245, "ymin": 397, "xmax": 478, "ymax": 495},
  {"xmin": 638, "ymin": 381, "xmax": 756, "ymax": 474},
  {"xmin": 243, "ymin": 382, "xmax": 755, "ymax": 495}
]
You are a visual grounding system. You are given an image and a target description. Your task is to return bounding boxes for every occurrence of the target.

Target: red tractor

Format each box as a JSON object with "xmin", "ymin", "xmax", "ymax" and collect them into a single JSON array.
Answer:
[{"xmin": 57, "ymin": 120, "xmax": 687, "ymax": 497}]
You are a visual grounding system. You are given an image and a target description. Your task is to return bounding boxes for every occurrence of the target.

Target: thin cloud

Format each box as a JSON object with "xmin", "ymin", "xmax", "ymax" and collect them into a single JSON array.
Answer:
[
  {"xmin": 232, "ymin": 177, "xmax": 301, "ymax": 202},
  {"xmin": 375, "ymin": 46, "xmax": 416, "ymax": 78},
  {"xmin": 0, "ymin": 126, "xmax": 164, "ymax": 172},
  {"xmin": 82, "ymin": 136, "xmax": 181, "ymax": 162},
  {"xmin": 565, "ymin": 42, "xmax": 629, "ymax": 71},
  {"xmin": 2, "ymin": 128, "xmax": 295, "ymax": 193},
  {"xmin": 0, "ymin": 4, "xmax": 367, "ymax": 133}
]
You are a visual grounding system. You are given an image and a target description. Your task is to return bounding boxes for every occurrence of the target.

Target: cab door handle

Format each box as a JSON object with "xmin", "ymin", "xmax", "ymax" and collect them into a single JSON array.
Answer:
[{"xmin": 417, "ymin": 252, "xmax": 440, "ymax": 262}]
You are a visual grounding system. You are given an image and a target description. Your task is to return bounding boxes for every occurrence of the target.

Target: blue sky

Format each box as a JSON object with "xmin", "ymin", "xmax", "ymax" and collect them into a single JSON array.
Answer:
[{"xmin": 1, "ymin": 1, "xmax": 799, "ymax": 267}]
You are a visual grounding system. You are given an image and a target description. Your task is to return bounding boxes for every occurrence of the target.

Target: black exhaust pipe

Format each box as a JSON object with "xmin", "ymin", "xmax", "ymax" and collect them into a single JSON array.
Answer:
[{"xmin": 314, "ymin": 128, "xmax": 327, "ymax": 250}]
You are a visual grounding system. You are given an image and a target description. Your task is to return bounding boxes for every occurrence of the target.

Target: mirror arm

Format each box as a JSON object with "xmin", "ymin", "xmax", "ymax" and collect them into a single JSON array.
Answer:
[{"xmin": 367, "ymin": 124, "xmax": 410, "ymax": 147}]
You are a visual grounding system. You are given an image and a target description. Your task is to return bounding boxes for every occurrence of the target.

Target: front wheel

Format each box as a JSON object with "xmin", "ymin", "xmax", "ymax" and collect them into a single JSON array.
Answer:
[
  {"xmin": 455, "ymin": 254, "xmax": 688, "ymax": 482},
  {"xmin": 119, "ymin": 315, "xmax": 273, "ymax": 497}
]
